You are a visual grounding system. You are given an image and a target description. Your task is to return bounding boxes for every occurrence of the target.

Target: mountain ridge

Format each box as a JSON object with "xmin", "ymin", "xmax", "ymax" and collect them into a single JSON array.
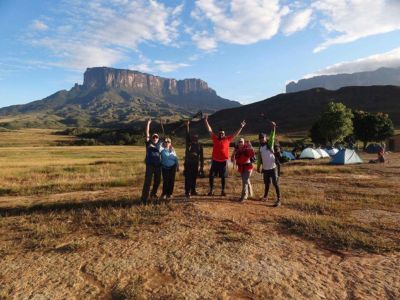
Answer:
[{"xmin": 286, "ymin": 67, "xmax": 400, "ymax": 93}]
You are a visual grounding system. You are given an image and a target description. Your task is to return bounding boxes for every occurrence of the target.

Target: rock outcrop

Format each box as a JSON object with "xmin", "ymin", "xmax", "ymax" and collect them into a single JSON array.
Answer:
[{"xmin": 83, "ymin": 67, "xmax": 215, "ymax": 97}]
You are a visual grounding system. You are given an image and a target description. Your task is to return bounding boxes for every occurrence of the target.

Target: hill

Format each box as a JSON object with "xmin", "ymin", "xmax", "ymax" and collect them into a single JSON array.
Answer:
[
  {"xmin": 186, "ymin": 85, "xmax": 400, "ymax": 135},
  {"xmin": 0, "ymin": 67, "xmax": 240, "ymax": 129},
  {"xmin": 286, "ymin": 67, "xmax": 400, "ymax": 93}
]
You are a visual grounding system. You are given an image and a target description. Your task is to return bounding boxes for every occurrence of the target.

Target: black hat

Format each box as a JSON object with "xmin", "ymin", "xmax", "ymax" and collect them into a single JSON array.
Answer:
[{"xmin": 258, "ymin": 133, "xmax": 266, "ymax": 138}]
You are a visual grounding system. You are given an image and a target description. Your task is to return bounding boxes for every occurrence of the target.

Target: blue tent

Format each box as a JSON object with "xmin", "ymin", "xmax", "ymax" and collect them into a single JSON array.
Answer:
[
  {"xmin": 330, "ymin": 149, "xmax": 363, "ymax": 165},
  {"xmin": 282, "ymin": 151, "xmax": 296, "ymax": 160}
]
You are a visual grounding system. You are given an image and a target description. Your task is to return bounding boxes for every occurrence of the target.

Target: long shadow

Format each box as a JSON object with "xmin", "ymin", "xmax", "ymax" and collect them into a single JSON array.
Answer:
[{"xmin": 0, "ymin": 198, "xmax": 142, "ymax": 217}]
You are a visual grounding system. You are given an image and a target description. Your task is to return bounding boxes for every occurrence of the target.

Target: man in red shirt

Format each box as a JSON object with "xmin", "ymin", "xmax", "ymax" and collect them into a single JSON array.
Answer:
[{"xmin": 204, "ymin": 114, "xmax": 246, "ymax": 196}]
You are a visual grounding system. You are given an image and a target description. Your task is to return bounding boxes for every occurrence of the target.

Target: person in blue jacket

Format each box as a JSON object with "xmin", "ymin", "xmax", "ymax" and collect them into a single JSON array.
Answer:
[
  {"xmin": 141, "ymin": 119, "xmax": 163, "ymax": 205},
  {"xmin": 160, "ymin": 137, "xmax": 179, "ymax": 201}
]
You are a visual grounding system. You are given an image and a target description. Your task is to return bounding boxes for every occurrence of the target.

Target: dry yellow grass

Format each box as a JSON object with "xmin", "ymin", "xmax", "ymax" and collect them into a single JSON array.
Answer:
[{"xmin": 0, "ymin": 130, "xmax": 399, "ymax": 299}]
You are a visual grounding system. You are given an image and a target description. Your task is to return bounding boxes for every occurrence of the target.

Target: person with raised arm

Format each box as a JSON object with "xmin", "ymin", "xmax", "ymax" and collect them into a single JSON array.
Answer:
[
  {"xmin": 140, "ymin": 118, "xmax": 163, "ymax": 205},
  {"xmin": 257, "ymin": 121, "xmax": 281, "ymax": 207},
  {"xmin": 231, "ymin": 138, "xmax": 255, "ymax": 202},
  {"xmin": 203, "ymin": 114, "xmax": 246, "ymax": 197},
  {"xmin": 184, "ymin": 120, "xmax": 204, "ymax": 199}
]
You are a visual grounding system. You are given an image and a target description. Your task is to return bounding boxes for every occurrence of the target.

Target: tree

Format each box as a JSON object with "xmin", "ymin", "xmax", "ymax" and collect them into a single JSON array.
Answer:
[
  {"xmin": 353, "ymin": 111, "xmax": 394, "ymax": 149},
  {"xmin": 310, "ymin": 102, "xmax": 353, "ymax": 145},
  {"xmin": 310, "ymin": 119, "xmax": 326, "ymax": 145}
]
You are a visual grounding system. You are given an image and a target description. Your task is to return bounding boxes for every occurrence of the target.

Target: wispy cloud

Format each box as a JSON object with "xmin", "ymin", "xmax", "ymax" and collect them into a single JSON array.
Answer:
[
  {"xmin": 313, "ymin": 0, "xmax": 400, "ymax": 52},
  {"xmin": 27, "ymin": 0, "xmax": 183, "ymax": 71},
  {"xmin": 282, "ymin": 8, "xmax": 313, "ymax": 36},
  {"xmin": 304, "ymin": 47, "xmax": 400, "ymax": 78},
  {"xmin": 31, "ymin": 20, "xmax": 48, "ymax": 31},
  {"xmin": 129, "ymin": 57, "xmax": 190, "ymax": 74}
]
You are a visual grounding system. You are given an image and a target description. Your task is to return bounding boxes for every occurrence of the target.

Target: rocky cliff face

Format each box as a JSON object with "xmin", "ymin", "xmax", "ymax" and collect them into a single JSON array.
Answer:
[
  {"xmin": 286, "ymin": 67, "xmax": 400, "ymax": 93},
  {"xmin": 83, "ymin": 67, "xmax": 215, "ymax": 97}
]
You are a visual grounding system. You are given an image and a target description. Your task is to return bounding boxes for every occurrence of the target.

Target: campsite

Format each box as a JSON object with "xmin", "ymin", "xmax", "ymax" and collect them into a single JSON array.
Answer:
[{"xmin": 0, "ymin": 129, "xmax": 399, "ymax": 299}]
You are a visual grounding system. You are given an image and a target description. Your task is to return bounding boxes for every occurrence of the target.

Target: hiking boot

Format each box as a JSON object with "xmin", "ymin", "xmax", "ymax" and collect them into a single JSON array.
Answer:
[
  {"xmin": 273, "ymin": 200, "xmax": 281, "ymax": 207},
  {"xmin": 161, "ymin": 194, "xmax": 167, "ymax": 200},
  {"xmin": 260, "ymin": 196, "xmax": 268, "ymax": 202},
  {"xmin": 221, "ymin": 191, "xmax": 226, "ymax": 197},
  {"xmin": 191, "ymin": 191, "xmax": 199, "ymax": 196},
  {"xmin": 207, "ymin": 190, "xmax": 214, "ymax": 196},
  {"xmin": 239, "ymin": 197, "xmax": 247, "ymax": 202},
  {"xmin": 185, "ymin": 193, "xmax": 191, "ymax": 200}
]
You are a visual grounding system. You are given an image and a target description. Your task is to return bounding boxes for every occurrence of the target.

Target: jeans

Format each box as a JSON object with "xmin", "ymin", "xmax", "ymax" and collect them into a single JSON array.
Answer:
[
  {"xmin": 262, "ymin": 168, "xmax": 280, "ymax": 200},
  {"xmin": 240, "ymin": 170, "xmax": 253, "ymax": 199},
  {"xmin": 141, "ymin": 164, "xmax": 161, "ymax": 203}
]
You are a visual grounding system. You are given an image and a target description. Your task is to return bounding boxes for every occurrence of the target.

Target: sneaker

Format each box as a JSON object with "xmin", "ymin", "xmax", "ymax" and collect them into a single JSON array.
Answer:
[
  {"xmin": 239, "ymin": 197, "xmax": 247, "ymax": 202},
  {"xmin": 185, "ymin": 193, "xmax": 191, "ymax": 200},
  {"xmin": 191, "ymin": 191, "xmax": 199, "ymax": 196},
  {"xmin": 207, "ymin": 190, "xmax": 213, "ymax": 196},
  {"xmin": 273, "ymin": 200, "xmax": 281, "ymax": 207},
  {"xmin": 221, "ymin": 191, "xmax": 226, "ymax": 197},
  {"xmin": 161, "ymin": 194, "xmax": 167, "ymax": 200},
  {"xmin": 260, "ymin": 196, "xmax": 268, "ymax": 202}
]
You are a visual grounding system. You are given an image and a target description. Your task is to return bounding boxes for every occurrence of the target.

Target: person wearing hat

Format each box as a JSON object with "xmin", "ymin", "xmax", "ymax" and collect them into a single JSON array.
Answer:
[
  {"xmin": 257, "ymin": 121, "xmax": 281, "ymax": 207},
  {"xmin": 160, "ymin": 137, "xmax": 179, "ymax": 201},
  {"xmin": 184, "ymin": 120, "xmax": 204, "ymax": 199},
  {"xmin": 141, "ymin": 118, "xmax": 163, "ymax": 204},
  {"xmin": 203, "ymin": 114, "xmax": 246, "ymax": 197}
]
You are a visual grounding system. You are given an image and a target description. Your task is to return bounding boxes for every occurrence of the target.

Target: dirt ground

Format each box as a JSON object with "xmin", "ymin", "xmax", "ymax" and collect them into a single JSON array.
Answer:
[{"xmin": 0, "ymin": 151, "xmax": 399, "ymax": 299}]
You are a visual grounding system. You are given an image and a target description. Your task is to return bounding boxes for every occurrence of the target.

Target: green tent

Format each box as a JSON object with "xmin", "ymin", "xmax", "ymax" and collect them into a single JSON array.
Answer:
[{"xmin": 330, "ymin": 149, "xmax": 363, "ymax": 165}]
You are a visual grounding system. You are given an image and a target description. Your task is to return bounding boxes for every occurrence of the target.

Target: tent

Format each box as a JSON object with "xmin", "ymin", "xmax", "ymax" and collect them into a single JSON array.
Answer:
[
  {"xmin": 300, "ymin": 148, "xmax": 321, "ymax": 159},
  {"xmin": 315, "ymin": 148, "xmax": 330, "ymax": 158},
  {"xmin": 330, "ymin": 149, "xmax": 363, "ymax": 165},
  {"xmin": 282, "ymin": 151, "xmax": 296, "ymax": 160},
  {"xmin": 365, "ymin": 143, "xmax": 382, "ymax": 154},
  {"xmin": 325, "ymin": 148, "xmax": 339, "ymax": 156}
]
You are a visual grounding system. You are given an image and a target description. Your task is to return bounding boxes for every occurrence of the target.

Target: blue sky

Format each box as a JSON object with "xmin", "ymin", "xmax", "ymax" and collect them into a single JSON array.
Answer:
[{"xmin": 1, "ymin": 0, "xmax": 400, "ymax": 108}]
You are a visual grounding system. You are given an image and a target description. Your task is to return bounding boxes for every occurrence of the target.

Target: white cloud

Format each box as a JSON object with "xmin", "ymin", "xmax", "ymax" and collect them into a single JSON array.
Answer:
[
  {"xmin": 129, "ymin": 58, "xmax": 189, "ymax": 73},
  {"xmin": 31, "ymin": 20, "xmax": 48, "ymax": 31},
  {"xmin": 27, "ymin": 0, "xmax": 183, "ymax": 71},
  {"xmin": 304, "ymin": 47, "xmax": 400, "ymax": 78},
  {"xmin": 191, "ymin": 0, "xmax": 289, "ymax": 48},
  {"xmin": 282, "ymin": 8, "xmax": 313, "ymax": 36},
  {"xmin": 313, "ymin": 0, "xmax": 400, "ymax": 52}
]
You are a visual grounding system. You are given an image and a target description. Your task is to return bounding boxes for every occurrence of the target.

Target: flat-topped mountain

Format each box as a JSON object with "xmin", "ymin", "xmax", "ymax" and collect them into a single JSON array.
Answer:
[
  {"xmin": 0, "ymin": 67, "xmax": 240, "ymax": 128},
  {"xmin": 286, "ymin": 67, "xmax": 400, "ymax": 93}
]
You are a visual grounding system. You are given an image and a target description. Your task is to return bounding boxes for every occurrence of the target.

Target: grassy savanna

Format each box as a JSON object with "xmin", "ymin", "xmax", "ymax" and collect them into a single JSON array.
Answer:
[{"xmin": 0, "ymin": 130, "xmax": 399, "ymax": 299}]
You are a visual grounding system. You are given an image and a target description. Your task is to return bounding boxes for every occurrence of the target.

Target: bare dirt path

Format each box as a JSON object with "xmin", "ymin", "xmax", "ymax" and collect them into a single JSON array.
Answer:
[{"xmin": 1, "ymin": 198, "xmax": 399, "ymax": 299}]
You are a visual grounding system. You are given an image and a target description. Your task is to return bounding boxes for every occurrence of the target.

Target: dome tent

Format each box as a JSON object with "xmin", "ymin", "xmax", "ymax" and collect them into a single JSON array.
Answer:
[
  {"xmin": 315, "ymin": 148, "xmax": 330, "ymax": 158},
  {"xmin": 330, "ymin": 149, "xmax": 363, "ymax": 165},
  {"xmin": 300, "ymin": 148, "xmax": 321, "ymax": 159},
  {"xmin": 325, "ymin": 148, "xmax": 339, "ymax": 156},
  {"xmin": 282, "ymin": 151, "xmax": 296, "ymax": 160},
  {"xmin": 365, "ymin": 143, "xmax": 382, "ymax": 154}
]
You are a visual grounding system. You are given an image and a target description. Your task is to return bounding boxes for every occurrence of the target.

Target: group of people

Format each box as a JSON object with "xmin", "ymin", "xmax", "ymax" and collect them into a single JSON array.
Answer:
[{"xmin": 140, "ymin": 115, "xmax": 281, "ymax": 207}]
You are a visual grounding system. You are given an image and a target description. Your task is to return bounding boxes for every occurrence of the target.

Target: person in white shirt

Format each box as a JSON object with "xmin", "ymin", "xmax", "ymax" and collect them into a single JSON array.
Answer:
[{"xmin": 256, "ymin": 121, "xmax": 281, "ymax": 207}]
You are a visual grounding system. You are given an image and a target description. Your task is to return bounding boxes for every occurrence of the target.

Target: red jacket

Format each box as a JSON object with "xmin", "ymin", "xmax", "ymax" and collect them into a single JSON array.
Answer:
[{"xmin": 234, "ymin": 146, "xmax": 254, "ymax": 173}]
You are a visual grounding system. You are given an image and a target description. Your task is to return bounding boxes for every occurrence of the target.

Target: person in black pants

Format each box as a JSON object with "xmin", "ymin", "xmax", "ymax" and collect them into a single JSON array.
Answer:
[
  {"xmin": 141, "ymin": 119, "xmax": 163, "ymax": 205},
  {"xmin": 184, "ymin": 120, "xmax": 204, "ymax": 199}
]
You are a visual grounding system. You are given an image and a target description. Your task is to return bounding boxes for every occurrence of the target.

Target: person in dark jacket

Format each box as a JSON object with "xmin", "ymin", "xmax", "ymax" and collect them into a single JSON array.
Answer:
[
  {"xmin": 141, "ymin": 119, "xmax": 163, "ymax": 205},
  {"xmin": 184, "ymin": 120, "xmax": 204, "ymax": 199}
]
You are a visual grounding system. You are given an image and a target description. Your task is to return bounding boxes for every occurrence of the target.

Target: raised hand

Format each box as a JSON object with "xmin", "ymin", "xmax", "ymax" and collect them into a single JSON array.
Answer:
[
  {"xmin": 240, "ymin": 120, "xmax": 246, "ymax": 128},
  {"xmin": 203, "ymin": 113, "xmax": 208, "ymax": 121},
  {"xmin": 270, "ymin": 121, "xmax": 276, "ymax": 127}
]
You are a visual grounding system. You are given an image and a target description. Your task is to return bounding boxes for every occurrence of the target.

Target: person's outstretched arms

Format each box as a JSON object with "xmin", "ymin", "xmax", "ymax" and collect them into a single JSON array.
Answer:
[
  {"xmin": 203, "ymin": 114, "xmax": 213, "ymax": 136},
  {"xmin": 268, "ymin": 121, "xmax": 276, "ymax": 150},
  {"xmin": 145, "ymin": 118, "xmax": 151, "ymax": 142},
  {"xmin": 232, "ymin": 120, "xmax": 246, "ymax": 139},
  {"xmin": 185, "ymin": 120, "xmax": 191, "ymax": 145}
]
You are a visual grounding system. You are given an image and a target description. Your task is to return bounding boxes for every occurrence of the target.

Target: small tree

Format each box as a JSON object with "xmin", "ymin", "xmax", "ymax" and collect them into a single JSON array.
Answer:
[
  {"xmin": 310, "ymin": 102, "xmax": 353, "ymax": 145},
  {"xmin": 353, "ymin": 111, "xmax": 394, "ymax": 149},
  {"xmin": 310, "ymin": 119, "xmax": 326, "ymax": 145},
  {"xmin": 374, "ymin": 112, "xmax": 394, "ymax": 142}
]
